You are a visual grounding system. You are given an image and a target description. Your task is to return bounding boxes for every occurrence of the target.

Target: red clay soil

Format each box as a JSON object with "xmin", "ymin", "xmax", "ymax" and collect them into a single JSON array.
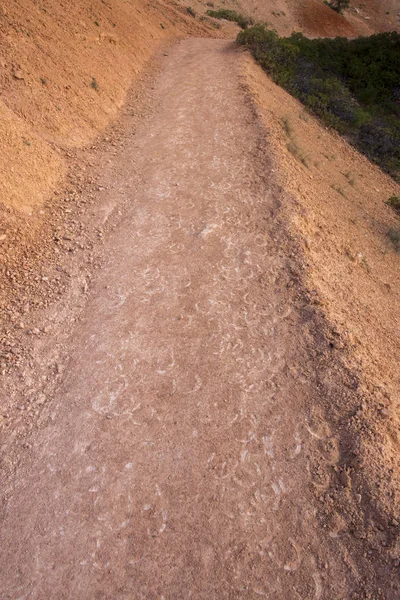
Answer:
[{"xmin": 295, "ymin": 0, "xmax": 359, "ymax": 37}]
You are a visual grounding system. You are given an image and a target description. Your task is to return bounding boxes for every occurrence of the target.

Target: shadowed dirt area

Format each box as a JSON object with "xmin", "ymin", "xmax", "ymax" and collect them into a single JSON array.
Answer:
[
  {"xmin": 0, "ymin": 39, "xmax": 398, "ymax": 599},
  {"xmin": 242, "ymin": 53, "xmax": 400, "ymax": 528}
]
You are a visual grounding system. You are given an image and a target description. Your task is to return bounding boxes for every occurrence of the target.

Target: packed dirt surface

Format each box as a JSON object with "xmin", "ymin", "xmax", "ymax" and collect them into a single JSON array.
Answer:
[{"xmin": 1, "ymin": 38, "xmax": 399, "ymax": 599}]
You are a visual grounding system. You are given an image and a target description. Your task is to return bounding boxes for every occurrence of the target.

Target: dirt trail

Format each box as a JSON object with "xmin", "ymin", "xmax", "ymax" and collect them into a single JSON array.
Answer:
[{"xmin": 0, "ymin": 39, "xmax": 395, "ymax": 599}]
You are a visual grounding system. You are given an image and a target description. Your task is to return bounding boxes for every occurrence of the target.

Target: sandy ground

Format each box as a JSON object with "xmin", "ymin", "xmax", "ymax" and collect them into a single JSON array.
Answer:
[{"xmin": 1, "ymin": 38, "xmax": 398, "ymax": 599}]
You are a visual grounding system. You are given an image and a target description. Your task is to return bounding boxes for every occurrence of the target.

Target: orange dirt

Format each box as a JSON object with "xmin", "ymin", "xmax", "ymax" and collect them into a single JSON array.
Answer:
[
  {"xmin": 181, "ymin": 0, "xmax": 399, "ymax": 39},
  {"xmin": 346, "ymin": 0, "xmax": 400, "ymax": 35},
  {"xmin": 242, "ymin": 50, "xmax": 400, "ymax": 548},
  {"xmin": 1, "ymin": 39, "xmax": 398, "ymax": 599},
  {"xmin": 0, "ymin": 0, "xmax": 214, "ymax": 349},
  {"xmin": 0, "ymin": 0, "xmax": 212, "ymax": 213},
  {"xmin": 1, "ymin": 1, "xmax": 400, "ymax": 598},
  {"xmin": 1, "ymin": 0, "xmax": 396, "ymax": 215},
  {"xmin": 295, "ymin": 0, "xmax": 359, "ymax": 37}
]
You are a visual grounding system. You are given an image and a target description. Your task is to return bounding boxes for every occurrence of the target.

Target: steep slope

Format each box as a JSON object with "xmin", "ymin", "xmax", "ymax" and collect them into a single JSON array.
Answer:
[
  {"xmin": 181, "ymin": 0, "xmax": 399, "ymax": 37},
  {"xmin": 294, "ymin": 0, "xmax": 399, "ymax": 37},
  {"xmin": 243, "ymin": 52, "xmax": 400, "ymax": 546},
  {"xmin": 347, "ymin": 0, "xmax": 400, "ymax": 34},
  {"xmin": 294, "ymin": 0, "xmax": 360, "ymax": 37},
  {"xmin": 0, "ymin": 0, "xmax": 211, "ymax": 213}
]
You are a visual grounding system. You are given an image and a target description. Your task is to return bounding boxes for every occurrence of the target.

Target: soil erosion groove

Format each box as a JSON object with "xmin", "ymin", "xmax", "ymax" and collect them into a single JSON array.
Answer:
[{"xmin": 0, "ymin": 39, "xmax": 391, "ymax": 599}]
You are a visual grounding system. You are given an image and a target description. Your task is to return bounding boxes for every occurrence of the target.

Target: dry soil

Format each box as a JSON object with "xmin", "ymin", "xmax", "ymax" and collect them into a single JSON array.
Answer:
[{"xmin": 1, "ymin": 38, "xmax": 399, "ymax": 600}]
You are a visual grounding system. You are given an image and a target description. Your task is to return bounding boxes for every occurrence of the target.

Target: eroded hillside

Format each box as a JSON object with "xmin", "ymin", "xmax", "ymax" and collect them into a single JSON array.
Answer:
[
  {"xmin": 243, "ymin": 54, "xmax": 400, "ymax": 526},
  {"xmin": 1, "ymin": 0, "xmax": 398, "ymax": 217},
  {"xmin": 0, "ymin": 0, "xmax": 212, "ymax": 214},
  {"xmin": 177, "ymin": 0, "xmax": 400, "ymax": 37}
]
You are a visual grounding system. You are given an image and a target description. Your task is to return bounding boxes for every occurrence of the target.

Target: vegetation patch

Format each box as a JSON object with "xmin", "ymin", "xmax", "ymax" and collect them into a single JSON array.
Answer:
[
  {"xmin": 344, "ymin": 171, "xmax": 356, "ymax": 186},
  {"xmin": 206, "ymin": 9, "xmax": 253, "ymax": 30},
  {"xmin": 281, "ymin": 116, "xmax": 309, "ymax": 166},
  {"xmin": 237, "ymin": 26, "xmax": 400, "ymax": 181},
  {"xmin": 386, "ymin": 195, "xmax": 400, "ymax": 213},
  {"xmin": 331, "ymin": 183, "xmax": 346, "ymax": 197},
  {"xmin": 90, "ymin": 77, "xmax": 99, "ymax": 91},
  {"xmin": 388, "ymin": 228, "xmax": 400, "ymax": 251}
]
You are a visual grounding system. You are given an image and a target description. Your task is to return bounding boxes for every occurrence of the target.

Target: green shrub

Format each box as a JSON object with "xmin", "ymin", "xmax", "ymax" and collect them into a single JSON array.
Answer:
[
  {"xmin": 386, "ymin": 196, "xmax": 400, "ymax": 213},
  {"xmin": 90, "ymin": 77, "xmax": 99, "ymax": 91},
  {"xmin": 206, "ymin": 9, "xmax": 253, "ymax": 29},
  {"xmin": 388, "ymin": 228, "xmax": 400, "ymax": 251},
  {"xmin": 237, "ymin": 26, "xmax": 400, "ymax": 181},
  {"xmin": 186, "ymin": 7, "xmax": 196, "ymax": 17},
  {"xmin": 344, "ymin": 171, "xmax": 356, "ymax": 186}
]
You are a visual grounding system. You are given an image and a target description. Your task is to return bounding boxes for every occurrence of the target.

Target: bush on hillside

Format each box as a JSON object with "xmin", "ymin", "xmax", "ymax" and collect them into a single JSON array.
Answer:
[
  {"xmin": 206, "ymin": 9, "xmax": 253, "ymax": 30},
  {"xmin": 386, "ymin": 196, "xmax": 400, "ymax": 213},
  {"xmin": 237, "ymin": 25, "xmax": 400, "ymax": 180}
]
